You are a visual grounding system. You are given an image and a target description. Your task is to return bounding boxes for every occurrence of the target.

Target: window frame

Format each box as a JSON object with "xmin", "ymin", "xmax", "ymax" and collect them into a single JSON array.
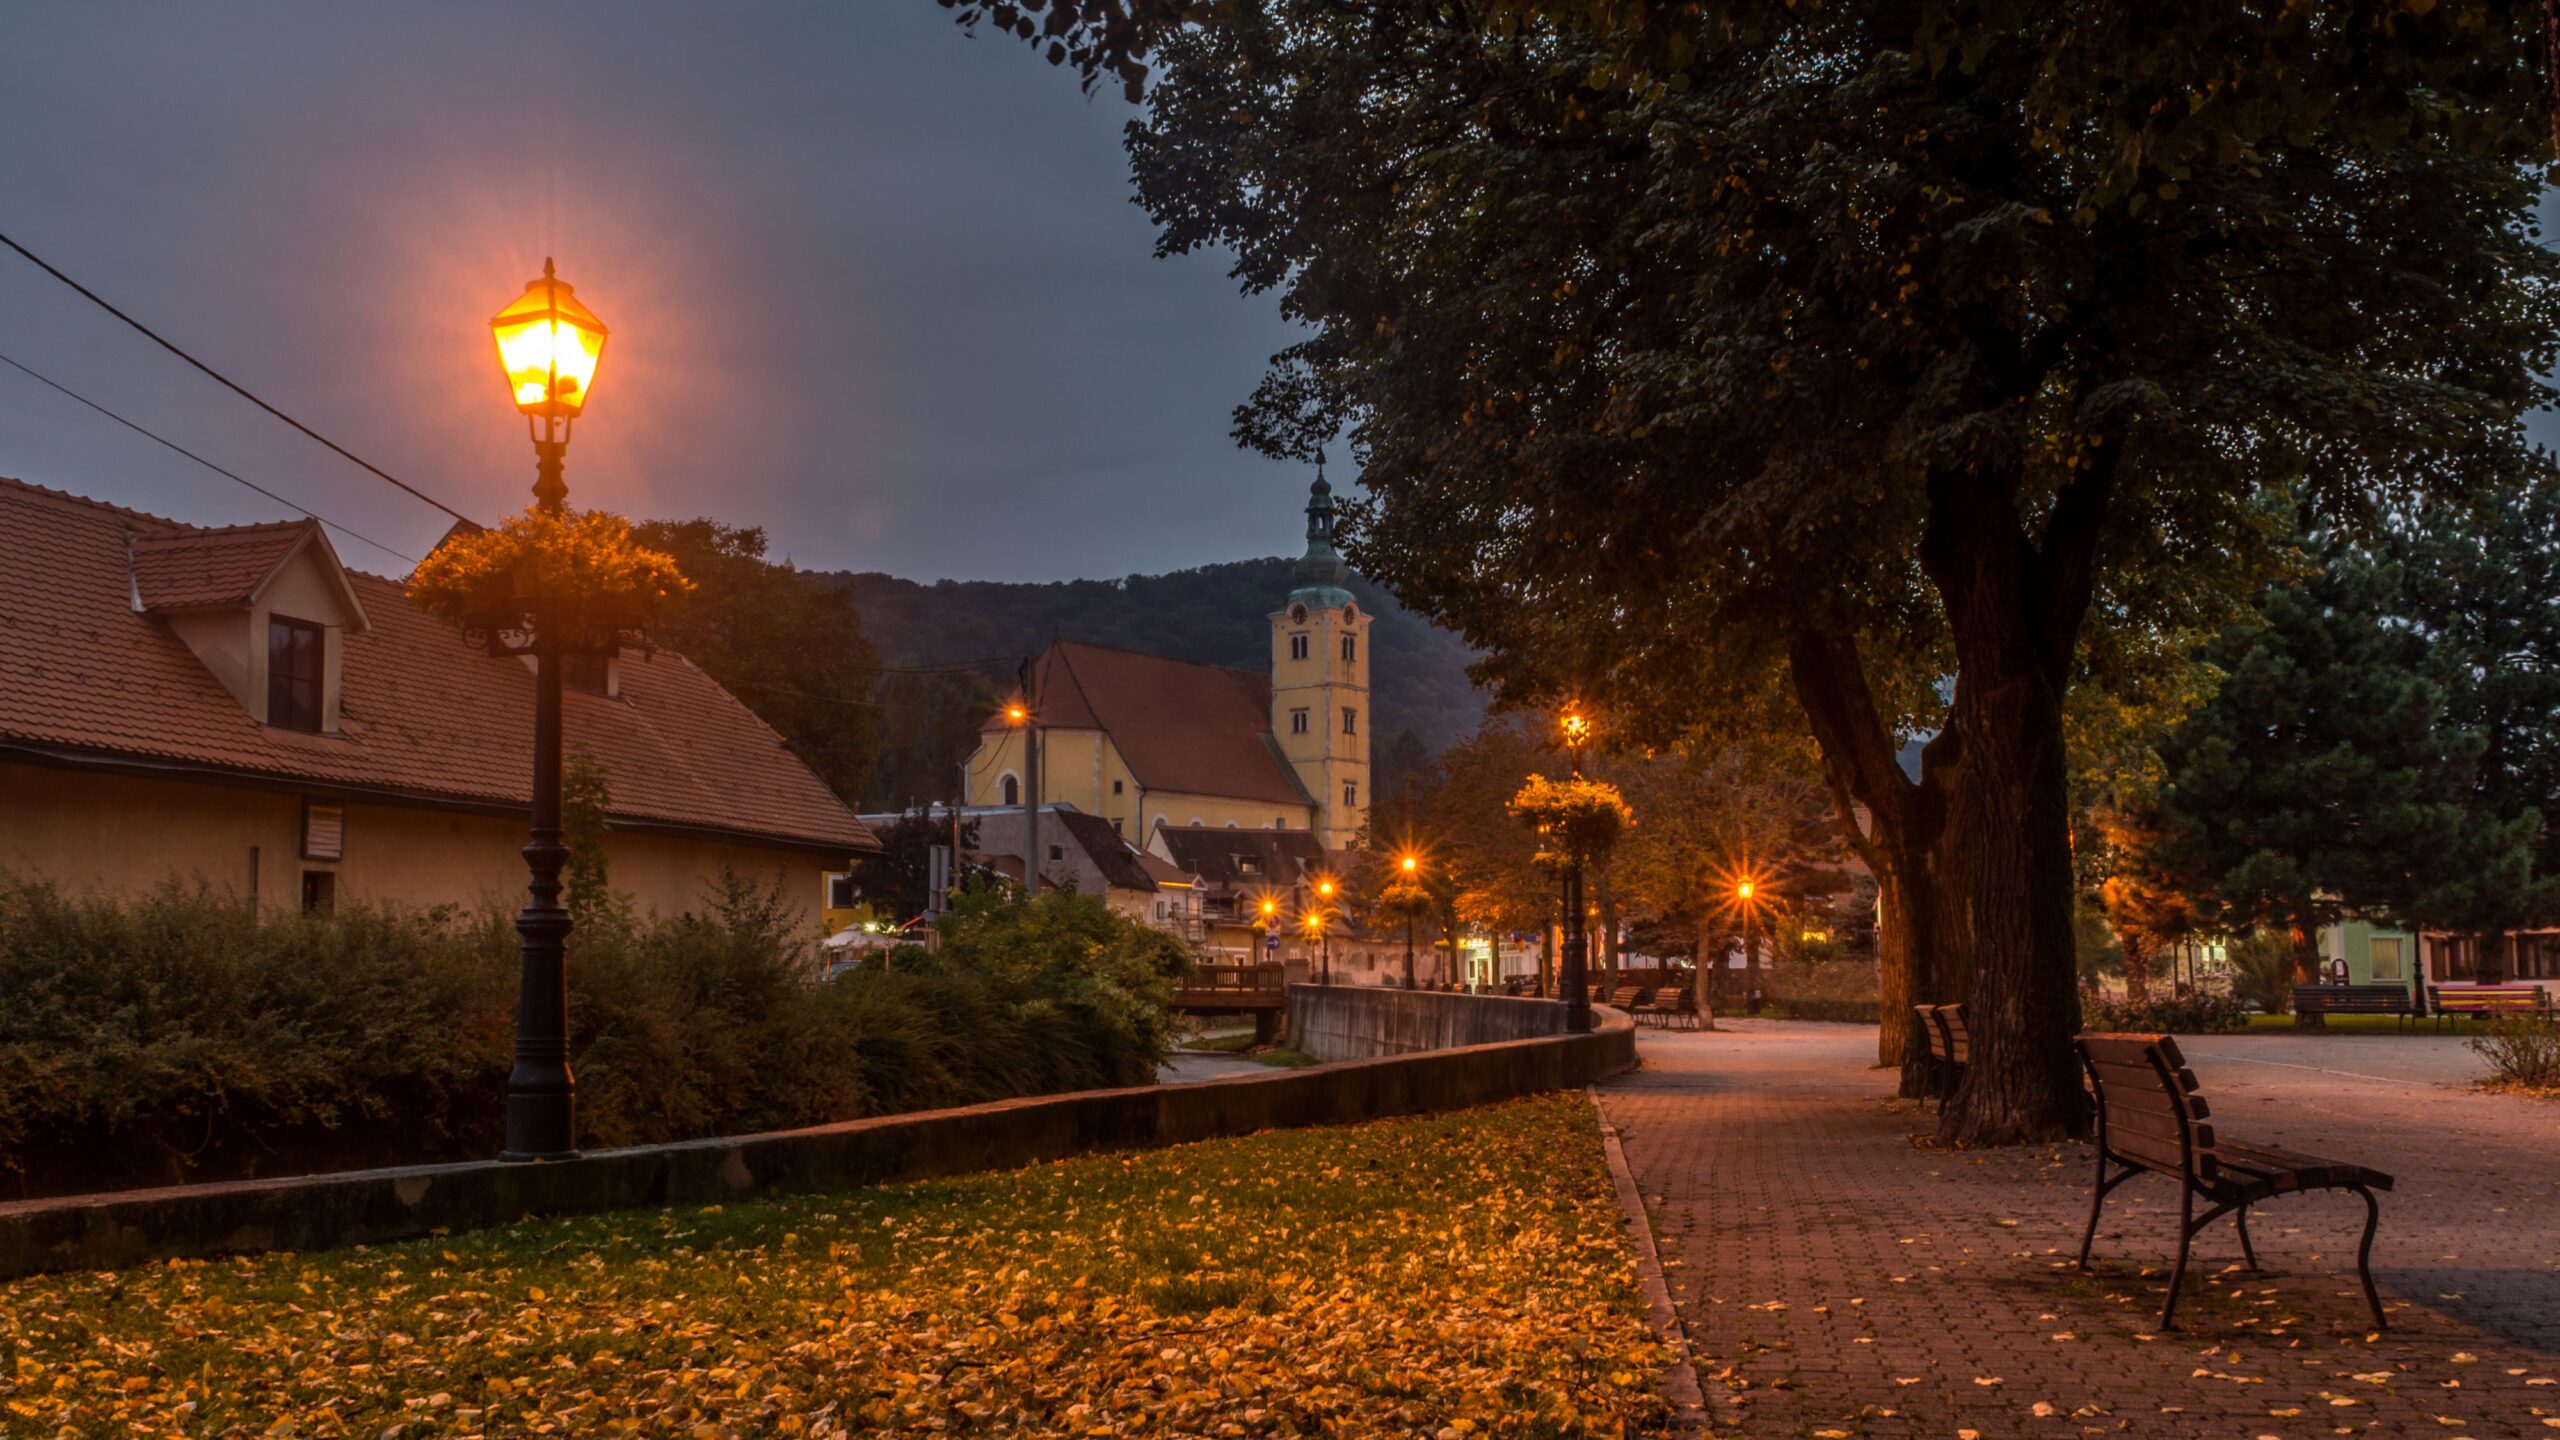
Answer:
[{"xmin": 266, "ymin": 615, "xmax": 326, "ymax": 733}]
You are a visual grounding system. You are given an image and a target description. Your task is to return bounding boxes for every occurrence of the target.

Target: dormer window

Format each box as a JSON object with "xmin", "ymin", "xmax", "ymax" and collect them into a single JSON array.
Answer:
[{"xmin": 267, "ymin": 617, "xmax": 325, "ymax": 732}]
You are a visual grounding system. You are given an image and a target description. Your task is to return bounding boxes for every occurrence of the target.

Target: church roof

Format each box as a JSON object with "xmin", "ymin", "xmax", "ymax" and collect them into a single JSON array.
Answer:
[{"xmin": 989, "ymin": 640, "xmax": 1313, "ymax": 809}]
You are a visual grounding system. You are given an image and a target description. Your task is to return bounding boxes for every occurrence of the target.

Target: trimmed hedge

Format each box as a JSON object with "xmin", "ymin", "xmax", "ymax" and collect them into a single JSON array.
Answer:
[
  {"xmin": 2081, "ymin": 988, "xmax": 2248, "ymax": 1035},
  {"xmin": 0, "ymin": 878, "xmax": 1181, "ymax": 1198}
]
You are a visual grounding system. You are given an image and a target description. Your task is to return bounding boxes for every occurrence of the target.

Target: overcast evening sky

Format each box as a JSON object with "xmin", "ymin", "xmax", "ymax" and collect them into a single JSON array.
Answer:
[{"xmin": 0, "ymin": 3, "xmax": 1311, "ymax": 582}]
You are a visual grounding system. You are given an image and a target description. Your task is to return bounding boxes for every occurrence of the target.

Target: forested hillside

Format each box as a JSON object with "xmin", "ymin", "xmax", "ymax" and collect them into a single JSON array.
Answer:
[{"xmin": 833, "ymin": 559, "xmax": 1486, "ymax": 810}]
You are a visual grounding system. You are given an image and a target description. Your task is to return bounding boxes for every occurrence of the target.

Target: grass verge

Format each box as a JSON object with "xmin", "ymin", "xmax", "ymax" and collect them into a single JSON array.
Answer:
[
  {"xmin": 0, "ymin": 1093, "xmax": 1666, "ymax": 1438},
  {"xmin": 2241, "ymin": 1012, "xmax": 2487, "ymax": 1034}
]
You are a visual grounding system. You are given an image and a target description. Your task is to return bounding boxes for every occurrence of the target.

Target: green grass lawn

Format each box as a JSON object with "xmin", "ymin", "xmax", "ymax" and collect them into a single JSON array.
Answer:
[
  {"xmin": 1177, "ymin": 1030, "xmax": 1259, "ymax": 1053},
  {"xmin": 0, "ymin": 1094, "xmax": 1666, "ymax": 1438},
  {"xmin": 2241, "ymin": 1012, "xmax": 2489, "ymax": 1034}
]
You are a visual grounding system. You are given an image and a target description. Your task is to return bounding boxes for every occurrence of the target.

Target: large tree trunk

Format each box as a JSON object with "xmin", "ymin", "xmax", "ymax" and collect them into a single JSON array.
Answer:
[
  {"xmin": 1925, "ymin": 462, "xmax": 2112, "ymax": 1147},
  {"xmin": 1936, "ymin": 654, "xmax": 2086, "ymax": 1144}
]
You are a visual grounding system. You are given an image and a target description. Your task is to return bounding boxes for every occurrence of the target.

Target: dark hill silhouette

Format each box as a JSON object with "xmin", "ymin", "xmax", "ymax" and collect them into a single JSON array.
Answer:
[{"xmin": 830, "ymin": 559, "xmax": 1485, "ymax": 811}]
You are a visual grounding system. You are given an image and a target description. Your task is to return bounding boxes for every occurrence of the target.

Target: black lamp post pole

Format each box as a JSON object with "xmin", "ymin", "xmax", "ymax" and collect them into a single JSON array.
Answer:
[
  {"xmin": 504, "ymin": 419, "xmax": 577, "ymax": 1161},
  {"xmin": 1403, "ymin": 913, "xmax": 1416, "ymax": 989},
  {"xmin": 1560, "ymin": 740, "xmax": 1591, "ymax": 1032}
]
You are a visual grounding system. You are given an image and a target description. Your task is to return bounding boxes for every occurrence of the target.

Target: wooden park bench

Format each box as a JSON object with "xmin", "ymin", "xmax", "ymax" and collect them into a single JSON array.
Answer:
[
  {"xmin": 1607, "ymin": 983, "xmax": 1651, "ymax": 1012},
  {"xmin": 1915, "ymin": 1003, "xmax": 1968, "ymax": 1110},
  {"xmin": 2076, "ymin": 1033, "xmax": 2393, "ymax": 1331},
  {"xmin": 1636, "ymin": 987, "xmax": 1701, "ymax": 1030},
  {"xmin": 2291, "ymin": 983, "xmax": 2418, "ymax": 1027},
  {"xmin": 2428, "ymin": 984, "xmax": 2552, "ymax": 1030}
]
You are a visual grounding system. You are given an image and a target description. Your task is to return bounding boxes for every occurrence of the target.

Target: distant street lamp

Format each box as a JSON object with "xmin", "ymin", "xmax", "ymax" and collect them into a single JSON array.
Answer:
[
  {"xmin": 1303, "ymin": 907, "xmax": 1330, "ymax": 985},
  {"xmin": 1558, "ymin": 704, "xmax": 1593, "ymax": 1031},
  {"xmin": 1002, "ymin": 690, "xmax": 1040, "ymax": 892},
  {"xmin": 1398, "ymin": 852, "xmax": 1421, "ymax": 989},
  {"xmin": 1255, "ymin": 894, "xmax": 1279, "ymax": 964},
  {"xmin": 1733, "ymin": 872, "xmax": 1767, "ymax": 1016},
  {"xmin": 489, "ymin": 259, "xmax": 609, "ymax": 1162}
]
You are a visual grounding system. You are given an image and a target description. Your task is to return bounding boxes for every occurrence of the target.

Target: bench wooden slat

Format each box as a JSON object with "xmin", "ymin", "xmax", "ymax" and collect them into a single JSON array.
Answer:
[{"xmin": 2074, "ymin": 1031, "xmax": 2394, "ymax": 1332}]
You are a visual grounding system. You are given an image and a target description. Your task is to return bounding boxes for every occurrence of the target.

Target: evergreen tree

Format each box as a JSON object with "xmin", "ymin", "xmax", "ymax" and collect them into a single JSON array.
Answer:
[{"xmin": 2141, "ymin": 541, "xmax": 2541, "ymax": 980}]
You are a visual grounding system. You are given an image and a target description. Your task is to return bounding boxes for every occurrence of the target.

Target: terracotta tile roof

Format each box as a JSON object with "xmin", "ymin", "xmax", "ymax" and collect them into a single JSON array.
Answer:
[
  {"xmin": 1136, "ymin": 851, "xmax": 1195, "ymax": 888},
  {"xmin": 0, "ymin": 477, "xmax": 871, "ymax": 855},
  {"xmin": 993, "ymin": 640, "xmax": 1312, "ymax": 808},
  {"xmin": 128, "ymin": 521, "xmax": 317, "ymax": 612},
  {"xmin": 1047, "ymin": 808, "xmax": 1158, "ymax": 892}
]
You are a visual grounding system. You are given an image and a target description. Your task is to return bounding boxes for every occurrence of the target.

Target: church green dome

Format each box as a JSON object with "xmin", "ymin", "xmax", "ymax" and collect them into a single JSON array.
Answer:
[{"xmin": 1289, "ymin": 471, "xmax": 1354, "ymax": 609}]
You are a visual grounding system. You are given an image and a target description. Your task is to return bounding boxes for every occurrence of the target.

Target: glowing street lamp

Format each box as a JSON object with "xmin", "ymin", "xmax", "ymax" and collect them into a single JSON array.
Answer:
[
  {"xmin": 1253, "ymin": 893, "xmax": 1280, "ymax": 964},
  {"xmin": 489, "ymin": 259, "xmax": 608, "ymax": 1162},
  {"xmin": 1303, "ymin": 907, "xmax": 1332, "ymax": 986},
  {"xmin": 1556, "ymin": 702, "xmax": 1595, "ymax": 1029},
  {"xmin": 1397, "ymin": 853, "xmax": 1422, "ymax": 988}
]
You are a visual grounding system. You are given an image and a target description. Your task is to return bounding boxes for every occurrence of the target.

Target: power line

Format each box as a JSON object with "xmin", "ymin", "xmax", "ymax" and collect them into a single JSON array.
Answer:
[
  {"xmin": 0, "ymin": 228, "xmax": 476, "ymax": 526},
  {"xmin": 0, "ymin": 350, "xmax": 418, "ymax": 566}
]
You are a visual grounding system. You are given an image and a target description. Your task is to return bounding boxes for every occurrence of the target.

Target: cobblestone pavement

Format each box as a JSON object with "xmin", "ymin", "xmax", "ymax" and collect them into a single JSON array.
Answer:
[{"xmin": 1598, "ymin": 1020, "xmax": 2560, "ymax": 1439}]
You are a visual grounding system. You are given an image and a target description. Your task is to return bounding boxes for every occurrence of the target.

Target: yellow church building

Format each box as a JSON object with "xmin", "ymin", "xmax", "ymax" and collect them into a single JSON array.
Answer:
[{"xmin": 964, "ymin": 475, "xmax": 1371, "ymax": 851}]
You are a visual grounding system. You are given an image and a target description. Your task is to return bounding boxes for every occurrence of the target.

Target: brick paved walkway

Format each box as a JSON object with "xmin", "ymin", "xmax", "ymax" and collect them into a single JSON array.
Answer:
[{"xmin": 1598, "ymin": 1021, "xmax": 2560, "ymax": 1439}]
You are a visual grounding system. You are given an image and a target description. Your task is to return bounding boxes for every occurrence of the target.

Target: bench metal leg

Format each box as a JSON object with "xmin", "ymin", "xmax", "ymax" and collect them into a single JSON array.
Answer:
[
  {"xmin": 2078, "ymin": 1160, "xmax": 2139, "ymax": 1269},
  {"xmin": 2350, "ymin": 1184, "xmax": 2385, "ymax": 1331},
  {"xmin": 2159, "ymin": 1184, "xmax": 2198, "ymax": 1331},
  {"xmin": 2234, "ymin": 1204, "xmax": 2260, "ymax": 1272}
]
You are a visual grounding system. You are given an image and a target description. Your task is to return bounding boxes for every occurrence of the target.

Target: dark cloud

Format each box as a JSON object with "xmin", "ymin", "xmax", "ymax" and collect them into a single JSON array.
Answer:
[{"xmin": 0, "ymin": 2, "xmax": 1310, "ymax": 580}]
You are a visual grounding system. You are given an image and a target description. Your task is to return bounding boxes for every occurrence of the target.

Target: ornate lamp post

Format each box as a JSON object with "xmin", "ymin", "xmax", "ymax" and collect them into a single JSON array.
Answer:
[
  {"xmin": 1255, "ymin": 894, "xmax": 1279, "ymax": 964},
  {"xmin": 1736, "ymin": 876, "xmax": 1764, "ymax": 1016},
  {"xmin": 1398, "ymin": 852, "xmax": 1421, "ymax": 989},
  {"xmin": 1558, "ymin": 705, "xmax": 1593, "ymax": 1031},
  {"xmin": 1313, "ymin": 876, "xmax": 1338, "ymax": 984},
  {"xmin": 489, "ymin": 259, "xmax": 609, "ymax": 1162}
]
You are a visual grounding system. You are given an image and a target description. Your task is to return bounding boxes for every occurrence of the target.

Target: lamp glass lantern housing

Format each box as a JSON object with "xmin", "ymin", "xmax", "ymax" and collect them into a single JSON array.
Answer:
[{"xmin": 490, "ymin": 260, "xmax": 609, "ymax": 418}]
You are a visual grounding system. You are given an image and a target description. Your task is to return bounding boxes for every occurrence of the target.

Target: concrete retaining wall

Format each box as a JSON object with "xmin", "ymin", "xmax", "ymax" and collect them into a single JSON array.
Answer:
[
  {"xmin": 1286, "ymin": 983, "xmax": 1572, "ymax": 1061},
  {"xmin": 0, "ymin": 1009, "xmax": 1635, "ymax": 1281}
]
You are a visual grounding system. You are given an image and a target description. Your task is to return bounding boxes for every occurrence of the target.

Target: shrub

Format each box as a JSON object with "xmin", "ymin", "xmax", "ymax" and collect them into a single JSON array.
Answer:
[
  {"xmin": 2228, "ymin": 930, "xmax": 2298, "ymax": 1014},
  {"xmin": 2082, "ymin": 988, "xmax": 2247, "ymax": 1035},
  {"xmin": 2469, "ymin": 1014, "xmax": 2560, "ymax": 1092},
  {"xmin": 0, "ymin": 876, "xmax": 1180, "ymax": 1197}
]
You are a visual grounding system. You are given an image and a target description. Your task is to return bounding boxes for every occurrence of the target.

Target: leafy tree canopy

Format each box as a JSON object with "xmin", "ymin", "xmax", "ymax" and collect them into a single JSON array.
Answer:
[{"xmin": 635, "ymin": 518, "xmax": 882, "ymax": 806}]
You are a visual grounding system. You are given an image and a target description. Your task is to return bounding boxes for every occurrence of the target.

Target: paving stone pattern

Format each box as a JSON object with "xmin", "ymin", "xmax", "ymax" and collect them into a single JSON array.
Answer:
[{"xmin": 1598, "ymin": 1021, "xmax": 2560, "ymax": 1439}]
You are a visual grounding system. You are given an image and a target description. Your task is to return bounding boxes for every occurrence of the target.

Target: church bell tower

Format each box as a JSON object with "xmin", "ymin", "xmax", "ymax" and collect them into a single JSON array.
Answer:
[{"xmin": 1271, "ymin": 466, "xmax": 1371, "ymax": 850}]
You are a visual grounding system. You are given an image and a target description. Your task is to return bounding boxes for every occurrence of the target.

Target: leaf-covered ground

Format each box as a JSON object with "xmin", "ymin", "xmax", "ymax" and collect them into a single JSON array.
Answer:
[{"xmin": 1, "ymin": 1093, "xmax": 1668, "ymax": 1438}]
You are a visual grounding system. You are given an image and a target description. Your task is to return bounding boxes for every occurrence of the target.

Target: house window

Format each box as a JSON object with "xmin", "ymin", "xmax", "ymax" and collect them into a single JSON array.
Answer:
[
  {"xmin": 300, "ymin": 870, "xmax": 335, "ymax": 915},
  {"xmin": 1002, "ymin": 775, "xmax": 1020, "ymax": 806},
  {"xmin": 1289, "ymin": 633, "xmax": 1309, "ymax": 660},
  {"xmin": 1049, "ymin": 844, "xmax": 1064, "ymax": 862},
  {"xmin": 1112, "ymin": 817, "xmax": 1124, "ymax": 835},
  {"xmin": 1290, "ymin": 708, "xmax": 1309, "ymax": 734},
  {"xmin": 1274, "ymin": 817, "xmax": 1286, "ymax": 829},
  {"xmin": 2367, "ymin": 936, "xmax": 2404, "ymax": 982},
  {"xmin": 1341, "ymin": 707, "xmax": 1357, "ymax": 736},
  {"xmin": 301, "ymin": 802, "xmax": 344, "ymax": 862},
  {"xmin": 1344, "ymin": 781, "xmax": 1358, "ymax": 807},
  {"xmin": 1239, "ymin": 856, "xmax": 1261, "ymax": 875},
  {"xmin": 827, "ymin": 873, "xmax": 858, "ymax": 909},
  {"xmin": 267, "ymin": 617, "xmax": 325, "ymax": 732},
  {"xmin": 1112, "ymin": 779, "xmax": 1125, "ymax": 795},
  {"xmin": 1342, "ymin": 635, "xmax": 1356, "ymax": 662},
  {"xmin": 563, "ymin": 652, "xmax": 611, "ymax": 695}
]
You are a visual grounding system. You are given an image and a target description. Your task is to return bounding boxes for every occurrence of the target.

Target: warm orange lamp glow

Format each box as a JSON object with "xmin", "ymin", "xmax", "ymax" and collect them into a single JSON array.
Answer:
[
  {"xmin": 1400, "ymin": 854, "xmax": 1419, "ymax": 874},
  {"xmin": 491, "ymin": 259, "xmax": 608, "ymax": 418},
  {"xmin": 1005, "ymin": 702, "xmax": 1030, "ymax": 724},
  {"xmin": 1560, "ymin": 707, "xmax": 1591, "ymax": 745},
  {"xmin": 1737, "ymin": 879, "xmax": 1756, "ymax": 901},
  {"xmin": 1317, "ymin": 877, "xmax": 1337, "ymax": 899},
  {"xmin": 1259, "ymin": 897, "xmax": 1279, "ymax": 918}
]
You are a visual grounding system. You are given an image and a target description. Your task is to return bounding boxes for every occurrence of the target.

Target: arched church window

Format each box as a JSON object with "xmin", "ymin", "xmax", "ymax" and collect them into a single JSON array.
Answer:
[{"xmin": 1001, "ymin": 775, "xmax": 1020, "ymax": 806}]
